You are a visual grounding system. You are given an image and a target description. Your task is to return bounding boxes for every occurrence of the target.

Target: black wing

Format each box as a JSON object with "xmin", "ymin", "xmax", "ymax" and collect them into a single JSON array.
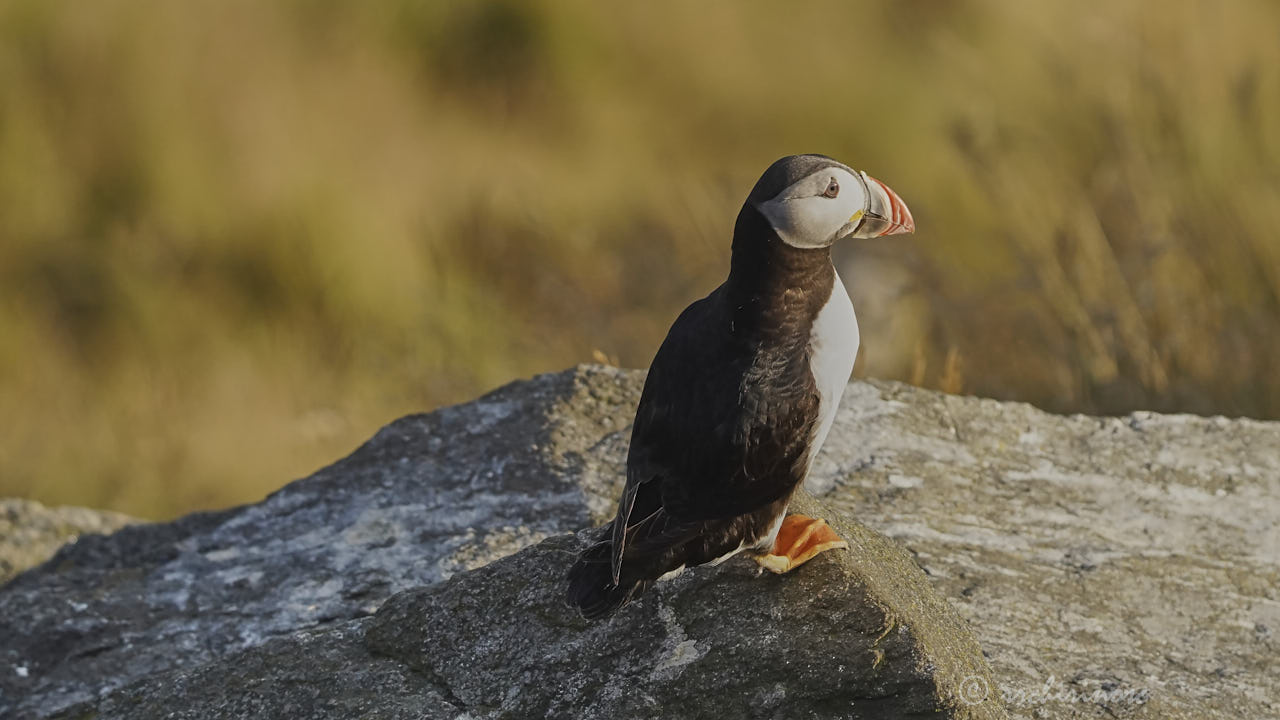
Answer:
[{"xmin": 608, "ymin": 287, "xmax": 818, "ymax": 582}]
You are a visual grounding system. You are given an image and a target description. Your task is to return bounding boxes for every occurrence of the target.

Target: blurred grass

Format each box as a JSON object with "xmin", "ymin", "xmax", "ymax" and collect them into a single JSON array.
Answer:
[{"xmin": 1, "ymin": 0, "xmax": 1277, "ymax": 518}]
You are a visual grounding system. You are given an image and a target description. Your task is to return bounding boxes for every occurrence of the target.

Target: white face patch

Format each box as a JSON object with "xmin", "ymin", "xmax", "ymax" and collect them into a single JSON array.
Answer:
[{"xmin": 755, "ymin": 167, "xmax": 869, "ymax": 249}]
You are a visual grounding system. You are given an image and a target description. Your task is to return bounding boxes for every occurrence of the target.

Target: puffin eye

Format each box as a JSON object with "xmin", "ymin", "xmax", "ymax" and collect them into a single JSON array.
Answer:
[{"xmin": 822, "ymin": 178, "xmax": 839, "ymax": 198}]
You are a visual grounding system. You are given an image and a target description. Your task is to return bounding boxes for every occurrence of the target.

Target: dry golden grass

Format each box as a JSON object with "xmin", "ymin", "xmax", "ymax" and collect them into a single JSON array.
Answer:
[{"xmin": 1, "ymin": 0, "xmax": 1277, "ymax": 517}]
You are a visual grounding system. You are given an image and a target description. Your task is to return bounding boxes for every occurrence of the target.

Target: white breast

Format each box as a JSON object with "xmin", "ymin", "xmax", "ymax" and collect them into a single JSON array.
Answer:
[{"xmin": 806, "ymin": 274, "xmax": 859, "ymax": 471}]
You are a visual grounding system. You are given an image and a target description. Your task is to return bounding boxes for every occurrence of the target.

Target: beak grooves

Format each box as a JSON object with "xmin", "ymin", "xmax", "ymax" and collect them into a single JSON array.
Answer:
[
  {"xmin": 866, "ymin": 174, "xmax": 915, "ymax": 237},
  {"xmin": 855, "ymin": 170, "xmax": 916, "ymax": 238}
]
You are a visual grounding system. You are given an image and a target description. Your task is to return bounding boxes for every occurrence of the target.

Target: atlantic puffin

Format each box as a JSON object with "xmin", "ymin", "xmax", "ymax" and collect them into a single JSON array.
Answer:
[{"xmin": 567, "ymin": 154, "xmax": 914, "ymax": 619}]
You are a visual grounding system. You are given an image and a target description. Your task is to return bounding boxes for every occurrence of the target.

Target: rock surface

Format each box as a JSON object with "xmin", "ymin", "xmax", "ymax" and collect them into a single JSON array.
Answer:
[
  {"xmin": 366, "ymin": 491, "xmax": 999, "ymax": 719},
  {"xmin": 43, "ymin": 618, "xmax": 457, "ymax": 720},
  {"xmin": 814, "ymin": 382, "xmax": 1280, "ymax": 718},
  {"xmin": 1, "ymin": 368, "xmax": 632, "ymax": 718},
  {"xmin": 3, "ymin": 365, "xmax": 1278, "ymax": 719}
]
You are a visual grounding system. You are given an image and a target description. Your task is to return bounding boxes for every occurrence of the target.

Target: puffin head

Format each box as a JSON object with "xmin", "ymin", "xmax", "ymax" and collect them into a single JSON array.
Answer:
[{"xmin": 748, "ymin": 154, "xmax": 915, "ymax": 249}]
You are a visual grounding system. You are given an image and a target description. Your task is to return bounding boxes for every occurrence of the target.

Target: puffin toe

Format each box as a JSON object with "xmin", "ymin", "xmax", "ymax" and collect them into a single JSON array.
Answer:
[{"xmin": 752, "ymin": 514, "xmax": 849, "ymax": 574}]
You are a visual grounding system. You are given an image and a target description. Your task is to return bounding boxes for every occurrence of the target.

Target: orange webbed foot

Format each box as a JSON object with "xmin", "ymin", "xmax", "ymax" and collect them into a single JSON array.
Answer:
[{"xmin": 753, "ymin": 514, "xmax": 849, "ymax": 574}]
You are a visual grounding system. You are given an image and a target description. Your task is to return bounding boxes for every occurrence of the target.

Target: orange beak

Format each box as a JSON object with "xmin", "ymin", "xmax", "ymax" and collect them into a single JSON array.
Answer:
[{"xmin": 851, "ymin": 172, "xmax": 915, "ymax": 238}]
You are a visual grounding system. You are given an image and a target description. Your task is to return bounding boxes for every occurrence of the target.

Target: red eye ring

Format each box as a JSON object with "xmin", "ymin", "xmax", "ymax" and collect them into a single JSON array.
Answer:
[{"xmin": 823, "ymin": 178, "xmax": 839, "ymax": 198}]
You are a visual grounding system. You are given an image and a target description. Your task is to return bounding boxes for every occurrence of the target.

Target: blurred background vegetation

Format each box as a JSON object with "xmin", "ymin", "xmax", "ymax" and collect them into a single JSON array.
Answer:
[{"xmin": 1, "ymin": 0, "xmax": 1278, "ymax": 519}]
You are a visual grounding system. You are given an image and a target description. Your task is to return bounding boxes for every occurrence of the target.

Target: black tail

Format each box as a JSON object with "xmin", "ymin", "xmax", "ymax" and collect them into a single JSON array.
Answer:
[{"xmin": 565, "ymin": 536, "xmax": 652, "ymax": 620}]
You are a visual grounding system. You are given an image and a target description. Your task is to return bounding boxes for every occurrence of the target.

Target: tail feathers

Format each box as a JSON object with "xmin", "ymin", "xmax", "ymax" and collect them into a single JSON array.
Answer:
[{"xmin": 565, "ymin": 538, "xmax": 652, "ymax": 620}]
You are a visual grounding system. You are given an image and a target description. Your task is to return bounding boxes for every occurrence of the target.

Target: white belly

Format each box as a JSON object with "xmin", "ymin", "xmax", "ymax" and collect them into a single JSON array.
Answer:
[{"xmin": 806, "ymin": 274, "xmax": 859, "ymax": 470}]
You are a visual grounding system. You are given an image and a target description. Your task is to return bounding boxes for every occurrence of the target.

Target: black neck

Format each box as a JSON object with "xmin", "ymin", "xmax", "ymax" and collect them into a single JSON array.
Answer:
[
  {"xmin": 723, "ymin": 203, "xmax": 835, "ymax": 339},
  {"xmin": 728, "ymin": 204, "xmax": 833, "ymax": 299}
]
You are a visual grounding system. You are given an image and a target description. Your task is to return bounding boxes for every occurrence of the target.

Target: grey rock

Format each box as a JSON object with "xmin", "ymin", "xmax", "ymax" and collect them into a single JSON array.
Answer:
[
  {"xmin": 365, "ymin": 491, "xmax": 1001, "ymax": 720},
  {"xmin": 818, "ymin": 382, "xmax": 1280, "ymax": 719},
  {"xmin": 0, "ymin": 499, "xmax": 136, "ymax": 585},
  {"xmin": 0, "ymin": 367, "xmax": 638, "ymax": 718},
  {"xmin": 48, "ymin": 619, "xmax": 459, "ymax": 720},
  {"xmin": 4, "ymin": 365, "xmax": 1278, "ymax": 719}
]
